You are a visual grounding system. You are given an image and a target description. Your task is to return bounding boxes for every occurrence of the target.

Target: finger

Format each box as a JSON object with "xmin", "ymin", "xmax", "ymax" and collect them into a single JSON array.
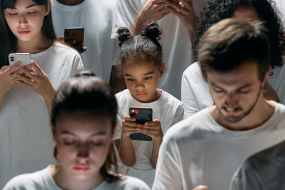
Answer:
[
  {"xmin": 179, "ymin": 0, "xmax": 193, "ymax": 10},
  {"xmin": 7, "ymin": 61, "xmax": 21, "ymax": 74},
  {"xmin": 122, "ymin": 122, "xmax": 138, "ymax": 128},
  {"xmin": 166, "ymin": 6, "xmax": 185, "ymax": 18},
  {"xmin": 20, "ymin": 67, "xmax": 37, "ymax": 80},
  {"xmin": 1, "ymin": 66, "xmax": 10, "ymax": 72},
  {"xmin": 31, "ymin": 61, "xmax": 44, "ymax": 76},
  {"xmin": 123, "ymin": 115, "xmax": 136, "ymax": 121},
  {"xmin": 16, "ymin": 80, "xmax": 33, "ymax": 89},
  {"xmin": 17, "ymin": 74, "xmax": 35, "ymax": 85},
  {"xmin": 192, "ymin": 185, "xmax": 208, "ymax": 190},
  {"xmin": 166, "ymin": 1, "xmax": 189, "ymax": 15},
  {"xmin": 65, "ymin": 39, "xmax": 76, "ymax": 45}
]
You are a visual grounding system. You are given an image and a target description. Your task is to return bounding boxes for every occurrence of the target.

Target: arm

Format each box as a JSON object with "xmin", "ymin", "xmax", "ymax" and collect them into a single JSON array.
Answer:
[
  {"xmin": 132, "ymin": 0, "xmax": 170, "ymax": 35},
  {"xmin": 150, "ymin": 136, "xmax": 163, "ymax": 169}
]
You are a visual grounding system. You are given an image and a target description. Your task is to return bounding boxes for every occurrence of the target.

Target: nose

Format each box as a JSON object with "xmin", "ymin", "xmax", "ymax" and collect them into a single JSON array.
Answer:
[
  {"xmin": 77, "ymin": 142, "xmax": 90, "ymax": 159},
  {"xmin": 135, "ymin": 81, "xmax": 145, "ymax": 91},
  {"xmin": 18, "ymin": 14, "xmax": 28, "ymax": 26},
  {"xmin": 225, "ymin": 92, "xmax": 239, "ymax": 109}
]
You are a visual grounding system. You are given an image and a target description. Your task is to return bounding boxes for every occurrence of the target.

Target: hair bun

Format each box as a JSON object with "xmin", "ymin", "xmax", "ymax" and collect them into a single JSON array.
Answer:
[
  {"xmin": 117, "ymin": 27, "xmax": 131, "ymax": 47},
  {"xmin": 142, "ymin": 21, "xmax": 161, "ymax": 41}
]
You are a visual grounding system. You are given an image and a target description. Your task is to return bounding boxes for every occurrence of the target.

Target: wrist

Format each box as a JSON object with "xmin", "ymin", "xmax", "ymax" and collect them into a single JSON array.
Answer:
[{"xmin": 43, "ymin": 87, "xmax": 56, "ymax": 102}]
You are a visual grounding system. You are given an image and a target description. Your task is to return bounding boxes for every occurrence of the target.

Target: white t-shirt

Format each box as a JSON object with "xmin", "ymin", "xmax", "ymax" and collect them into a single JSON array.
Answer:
[
  {"xmin": 0, "ymin": 42, "xmax": 84, "ymax": 189},
  {"xmin": 51, "ymin": 0, "xmax": 118, "ymax": 82},
  {"xmin": 111, "ymin": 0, "xmax": 207, "ymax": 99},
  {"xmin": 230, "ymin": 140, "xmax": 285, "ymax": 190},
  {"xmin": 273, "ymin": 0, "xmax": 285, "ymax": 28},
  {"xmin": 113, "ymin": 89, "xmax": 184, "ymax": 187},
  {"xmin": 181, "ymin": 58, "xmax": 285, "ymax": 118},
  {"xmin": 152, "ymin": 102, "xmax": 285, "ymax": 190},
  {"xmin": 3, "ymin": 165, "xmax": 150, "ymax": 190}
]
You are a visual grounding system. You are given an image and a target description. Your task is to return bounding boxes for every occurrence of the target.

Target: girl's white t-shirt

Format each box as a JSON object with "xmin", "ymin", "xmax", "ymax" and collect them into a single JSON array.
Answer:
[
  {"xmin": 113, "ymin": 89, "xmax": 184, "ymax": 187},
  {"xmin": 51, "ymin": 0, "xmax": 118, "ymax": 82},
  {"xmin": 3, "ymin": 165, "xmax": 150, "ymax": 190},
  {"xmin": 181, "ymin": 58, "xmax": 285, "ymax": 119},
  {"xmin": 0, "ymin": 42, "xmax": 84, "ymax": 189}
]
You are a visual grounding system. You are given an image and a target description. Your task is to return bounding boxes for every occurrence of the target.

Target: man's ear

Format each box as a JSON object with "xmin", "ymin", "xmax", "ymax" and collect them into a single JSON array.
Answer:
[
  {"xmin": 159, "ymin": 63, "xmax": 165, "ymax": 78},
  {"xmin": 262, "ymin": 66, "xmax": 272, "ymax": 86},
  {"xmin": 45, "ymin": 0, "xmax": 51, "ymax": 16}
]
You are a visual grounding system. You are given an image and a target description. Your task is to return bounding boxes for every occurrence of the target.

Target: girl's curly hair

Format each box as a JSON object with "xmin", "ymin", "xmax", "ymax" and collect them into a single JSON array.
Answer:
[{"xmin": 193, "ymin": 0, "xmax": 285, "ymax": 70}]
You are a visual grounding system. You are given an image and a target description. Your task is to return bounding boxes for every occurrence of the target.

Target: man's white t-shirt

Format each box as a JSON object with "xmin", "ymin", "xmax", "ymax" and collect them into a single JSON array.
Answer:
[
  {"xmin": 152, "ymin": 102, "xmax": 285, "ymax": 190},
  {"xmin": 3, "ymin": 165, "xmax": 150, "ymax": 190},
  {"xmin": 273, "ymin": 0, "xmax": 285, "ymax": 28},
  {"xmin": 0, "ymin": 42, "xmax": 84, "ymax": 189},
  {"xmin": 51, "ymin": 0, "xmax": 118, "ymax": 82},
  {"xmin": 113, "ymin": 89, "xmax": 184, "ymax": 187},
  {"xmin": 111, "ymin": 0, "xmax": 207, "ymax": 99},
  {"xmin": 181, "ymin": 58, "xmax": 285, "ymax": 118}
]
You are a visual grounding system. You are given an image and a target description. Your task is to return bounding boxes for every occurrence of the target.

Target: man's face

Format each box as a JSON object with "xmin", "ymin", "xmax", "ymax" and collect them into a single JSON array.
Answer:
[{"xmin": 207, "ymin": 60, "xmax": 266, "ymax": 123}]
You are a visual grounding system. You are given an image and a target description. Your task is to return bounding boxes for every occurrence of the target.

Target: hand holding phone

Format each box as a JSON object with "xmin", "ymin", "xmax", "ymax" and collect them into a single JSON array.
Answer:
[
  {"xmin": 61, "ymin": 27, "xmax": 87, "ymax": 54},
  {"xmin": 8, "ymin": 53, "xmax": 32, "ymax": 73},
  {"xmin": 0, "ymin": 62, "xmax": 21, "ymax": 95}
]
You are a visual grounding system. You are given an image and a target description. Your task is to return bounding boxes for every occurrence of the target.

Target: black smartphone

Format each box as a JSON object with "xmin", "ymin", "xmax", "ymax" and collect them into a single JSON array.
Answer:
[
  {"xmin": 64, "ymin": 27, "xmax": 84, "ymax": 43},
  {"xmin": 129, "ymin": 107, "xmax": 153, "ymax": 141}
]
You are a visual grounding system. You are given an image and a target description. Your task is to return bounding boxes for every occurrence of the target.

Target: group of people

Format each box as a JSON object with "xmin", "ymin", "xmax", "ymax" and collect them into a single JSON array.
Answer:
[{"xmin": 1, "ymin": 0, "xmax": 285, "ymax": 189}]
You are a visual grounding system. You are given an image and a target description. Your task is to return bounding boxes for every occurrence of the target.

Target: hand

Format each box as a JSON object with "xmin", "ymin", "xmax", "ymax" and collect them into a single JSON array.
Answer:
[
  {"xmin": 192, "ymin": 185, "xmax": 208, "ymax": 190},
  {"xmin": 137, "ymin": 119, "xmax": 163, "ymax": 140},
  {"xmin": 16, "ymin": 61, "xmax": 56, "ymax": 100},
  {"xmin": 122, "ymin": 115, "xmax": 139, "ymax": 137},
  {"xmin": 166, "ymin": 0, "xmax": 197, "ymax": 39},
  {"xmin": 57, "ymin": 35, "xmax": 87, "ymax": 54},
  {"xmin": 138, "ymin": 0, "xmax": 171, "ymax": 23}
]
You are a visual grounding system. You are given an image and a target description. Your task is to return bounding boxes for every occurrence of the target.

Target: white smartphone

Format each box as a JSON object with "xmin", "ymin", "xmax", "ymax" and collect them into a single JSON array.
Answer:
[{"xmin": 8, "ymin": 53, "xmax": 31, "ymax": 73}]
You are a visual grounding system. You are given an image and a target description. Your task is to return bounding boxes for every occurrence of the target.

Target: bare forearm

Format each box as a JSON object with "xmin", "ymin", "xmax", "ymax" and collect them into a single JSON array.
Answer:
[
  {"xmin": 132, "ymin": 14, "xmax": 149, "ymax": 35},
  {"xmin": 0, "ymin": 93, "xmax": 5, "ymax": 113},
  {"xmin": 151, "ymin": 137, "xmax": 163, "ymax": 169},
  {"xmin": 119, "ymin": 134, "xmax": 136, "ymax": 167},
  {"xmin": 43, "ymin": 88, "xmax": 56, "ymax": 116}
]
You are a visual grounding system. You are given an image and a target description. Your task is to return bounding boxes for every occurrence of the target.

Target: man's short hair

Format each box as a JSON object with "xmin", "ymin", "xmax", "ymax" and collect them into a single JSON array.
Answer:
[{"xmin": 198, "ymin": 18, "xmax": 270, "ymax": 81}]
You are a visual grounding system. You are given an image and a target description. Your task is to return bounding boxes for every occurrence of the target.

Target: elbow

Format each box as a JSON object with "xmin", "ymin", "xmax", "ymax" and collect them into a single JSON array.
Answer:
[{"xmin": 121, "ymin": 158, "xmax": 136, "ymax": 167}]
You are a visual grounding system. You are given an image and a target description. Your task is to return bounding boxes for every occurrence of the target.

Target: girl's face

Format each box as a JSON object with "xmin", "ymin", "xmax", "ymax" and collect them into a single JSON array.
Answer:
[
  {"xmin": 4, "ymin": 0, "xmax": 50, "ymax": 42},
  {"xmin": 53, "ymin": 113, "xmax": 115, "ymax": 180},
  {"xmin": 123, "ymin": 58, "xmax": 164, "ymax": 103}
]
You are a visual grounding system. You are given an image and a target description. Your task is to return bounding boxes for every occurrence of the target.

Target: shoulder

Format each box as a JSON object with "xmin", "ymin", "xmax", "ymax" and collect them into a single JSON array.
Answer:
[
  {"xmin": 52, "ymin": 41, "xmax": 81, "ymax": 57},
  {"xmin": 182, "ymin": 62, "xmax": 202, "ymax": 78},
  {"xmin": 161, "ymin": 90, "xmax": 183, "ymax": 108},
  {"xmin": 3, "ymin": 169, "xmax": 46, "ymax": 190},
  {"xmin": 115, "ymin": 90, "xmax": 131, "ymax": 111},
  {"xmin": 116, "ymin": 176, "xmax": 150, "ymax": 190}
]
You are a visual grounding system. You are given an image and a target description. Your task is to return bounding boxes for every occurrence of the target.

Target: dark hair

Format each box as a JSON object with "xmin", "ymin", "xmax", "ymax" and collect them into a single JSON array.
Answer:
[
  {"xmin": 198, "ymin": 19, "xmax": 270, "ymax": 81},
  {"xmin": 116, "ymin": 21, "xmax": 163, "ymax": 69},
  {"xmin": 0, "ymin": 0, "xmax": 56, "ymax": 67},
  {"xmin": 193, "ymin": 0, "xmax": 284, "ymax": 70},
  {"xmin": 51, "ymin": 71, "xmax": 121, "ymax": 183}
]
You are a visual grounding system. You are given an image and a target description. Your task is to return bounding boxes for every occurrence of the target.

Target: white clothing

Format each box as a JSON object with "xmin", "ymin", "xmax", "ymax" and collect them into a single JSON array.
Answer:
[
  {"xmin": 113, "ymin": 89, "xmax": 184, "ymax": 187},
  {"xmin": 0, "ymin": 42, "xmax": 84, "ymax": 189},
  {"xmin": 3, "ymin": 165, "xmax": 150, "ymax": 190},
  {"xmin": 111, "ymin": 0, "xmax": 207, "ymax": 99},
  {"xmin": 181, "ymin": 58, "xmax": 285, "ymax": 119},
  {"xmin": 273, "ymin": 0, "xmax": 285, "ymax": 28},
  {"xmin": 230, "ymin": 140, "xmax": 285, "ymax": 190},
  {"xmin": 152, "ymin": 102, "xmax": 285, "ymax": 190},
  {"xmin": 51, "ymin": 0, "xmax": 118, "ymax": 82}
]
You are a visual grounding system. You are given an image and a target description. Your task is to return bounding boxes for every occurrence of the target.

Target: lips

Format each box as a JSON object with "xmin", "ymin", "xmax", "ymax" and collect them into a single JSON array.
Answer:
[
  {"xmin": 136, "ymin": 93, "xmax": 147, "ymax": 97},
  {"xmin": 18, "ymin": 29, "xmax": 30, "ymax": 35},
  {"xmin": 74, "ymin": 165, "xmax": 90, "ymax": 172}
]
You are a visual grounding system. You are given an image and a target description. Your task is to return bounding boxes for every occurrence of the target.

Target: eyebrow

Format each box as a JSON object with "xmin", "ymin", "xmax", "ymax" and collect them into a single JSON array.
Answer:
[
  {"xmin": 26, "ymin": 4, "xmax": 37, "ymax": 9},
  {"xmin": 60, "ymin": 130, "xmax": 107, "ymax": 136},
  {"xmin": 124, "ymin": 72, "xmax": 155, "ymax": 76}
]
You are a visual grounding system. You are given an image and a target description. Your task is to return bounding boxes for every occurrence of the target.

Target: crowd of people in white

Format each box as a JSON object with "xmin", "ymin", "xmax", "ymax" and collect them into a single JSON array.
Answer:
[{"xmin": 1, "ymin": 0, "xmax": 285, "ymax": 189}]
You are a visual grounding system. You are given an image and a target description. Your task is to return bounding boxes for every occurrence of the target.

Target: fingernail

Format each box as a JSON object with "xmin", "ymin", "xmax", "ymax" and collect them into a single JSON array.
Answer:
[
  {"xmin": 26, "ymin": 65, "xmax": 31, "ymax": 68},
  {"xmin": 17, "ymin": 62, "xmax": 21, "ymax": 65}
]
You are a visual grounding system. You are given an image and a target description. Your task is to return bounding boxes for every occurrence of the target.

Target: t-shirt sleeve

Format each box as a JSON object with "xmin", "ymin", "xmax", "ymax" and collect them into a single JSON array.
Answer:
[
  {"xmin": 3, "ymin": 175, "xmax": 30, "ymax": 190},
  {"xmin": 71, "ymin": 53, "xmax": 84, "ymax": 75},
  {"xmin": 152, "ymin": 136, "xmax": 183, "ymax": 190},
  {"xmin": 113, "ymin": 111, "xmax": 123, "ymax": 140},
  {"xmin": 111, "ymin": 0, "xmax": 139, "ymax": 39},
  {"xmin": 230, "ymin": 159, "xmax": 264, "ymax": 190},
  {"xmin": 122, "ymin": 177, "xmax": 151, "ymax": 190},
  {"xmin": 171, "ymin": 104, "xmax": 184, "ymax": 126},
  {"xmin": 181, "ymin": 71, "xmax": 200, "ymax": 119}
]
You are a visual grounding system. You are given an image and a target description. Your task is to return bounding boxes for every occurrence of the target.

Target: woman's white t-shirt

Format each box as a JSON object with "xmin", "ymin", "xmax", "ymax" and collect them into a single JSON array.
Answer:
[
  {"xmin": 3, "ymin": 165, "xmax": 150, "ymax": 190},
  {"xmin": 113, "ymin": 89, "xmax": 184, "ymax": 187},
  {"xmin": 51, "ymin": 0, "xmax": 118, "ymax": 82},
  {"xmin": 181, "ymin": 58, "xmax": 285, "ymax": 118},
  {"xmin": 0, "ymin": 42, "xmax": 84, "ymax": 189}
]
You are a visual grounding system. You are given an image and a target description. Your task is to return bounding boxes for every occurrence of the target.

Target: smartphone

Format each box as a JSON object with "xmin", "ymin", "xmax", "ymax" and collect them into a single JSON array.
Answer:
[
  {"xmin": 64, "ymin": 27, "xmax": 84, "ymax": 43},
  {"xmin": 129, "ymin": 107, "xmax": 153, "ymax": 141},
  {"xmin": 8, "ymin": 53, "xmax": 31, "ymax": 73}
]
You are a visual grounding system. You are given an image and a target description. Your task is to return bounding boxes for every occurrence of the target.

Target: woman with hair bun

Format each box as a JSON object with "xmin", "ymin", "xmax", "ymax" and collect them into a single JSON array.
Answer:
[
  {"xmin": 113, "ymin": 22, "xmax": 184, "ymax": 188},
  {"xmin": 4, "ymin": 71, "xmax": 150, "ymax": 190}
]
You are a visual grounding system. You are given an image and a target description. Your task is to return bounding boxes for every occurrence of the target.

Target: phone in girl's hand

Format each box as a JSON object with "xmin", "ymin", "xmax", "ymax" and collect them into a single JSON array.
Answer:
[
  {"xmin": 8, "ymin": 53, "xmax": 31, "ymax": 73},
  {"xmin": 129, "ymin": 107, "xmax": 153, "ymax": 141}
]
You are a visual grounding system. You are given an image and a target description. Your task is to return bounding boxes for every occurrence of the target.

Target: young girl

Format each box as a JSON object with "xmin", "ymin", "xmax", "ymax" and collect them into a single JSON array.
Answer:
[
  {"xmin": 0, "ymin": 0, "xmax": 84, "ymax": 187},
  {"xmin": 113, "ymin": 22, "xmax": 184, "ymax": 187},
  {"xmin": 3, "ymin": 72, "xmax": 150, "ymax": 190}
]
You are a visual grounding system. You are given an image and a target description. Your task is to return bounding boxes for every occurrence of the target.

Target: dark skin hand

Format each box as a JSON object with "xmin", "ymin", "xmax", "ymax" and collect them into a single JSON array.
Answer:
[{"xmin": 57, "ymin": 35, "xmax": 87, "ymax": 54}]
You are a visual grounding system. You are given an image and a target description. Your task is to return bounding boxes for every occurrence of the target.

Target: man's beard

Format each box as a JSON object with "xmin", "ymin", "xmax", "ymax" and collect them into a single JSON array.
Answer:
[{"xmin": 216, "ymin": 88, "xmax": 261, "ymax": 123}]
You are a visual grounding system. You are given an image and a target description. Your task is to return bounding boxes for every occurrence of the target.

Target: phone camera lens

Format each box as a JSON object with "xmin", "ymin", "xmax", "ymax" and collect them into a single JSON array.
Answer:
[
  {"xmin": 10, "ymin": 57, "xmax": 14, "ymax": 61},
  {"xmin": 72, "ymin": 33, "xmax": 76, "ymax": 36},
  {"xmin": 66, "ymin": 31, "xmax": 70, "ymax": 37}
]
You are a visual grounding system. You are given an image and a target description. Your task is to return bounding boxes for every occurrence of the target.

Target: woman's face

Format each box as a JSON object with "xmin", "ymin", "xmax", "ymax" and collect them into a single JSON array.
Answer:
[
  {"xmin": 53, "ymin": 112, "xmax": 115, "ymax": 180},
  {"xmin": 4, "ymin": 0, "xmax": 50, "ymax": 42},
  {"xmin": 232, "ymin": 4, "xmax": 259, "ymax": 22}
]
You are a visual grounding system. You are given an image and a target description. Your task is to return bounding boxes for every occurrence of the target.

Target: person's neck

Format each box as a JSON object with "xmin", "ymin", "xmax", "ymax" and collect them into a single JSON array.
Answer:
[
  {"xmin": 56, "ymin": 0, "xmax": 85, "ymax": 5},
  {"xmin": 210, "ymin": 96, "xmax": 276, "ymax": 131},
  {"xmin": 17, "ymin": 32, "xmax": 53, "ymax": 54},
  {"xmin": 51, "ymin": 165, "xmax": 104, "ymax": 190}
]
